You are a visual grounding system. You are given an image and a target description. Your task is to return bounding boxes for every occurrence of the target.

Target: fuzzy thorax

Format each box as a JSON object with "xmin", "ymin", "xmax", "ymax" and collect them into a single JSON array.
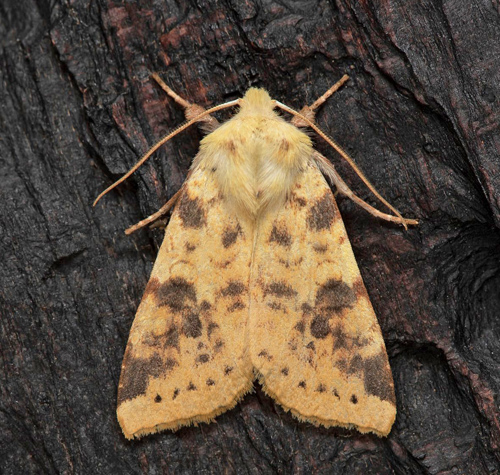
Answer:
[{"xmin": 195, "ymin": 88, "xmax": 313, "ymax": 219}]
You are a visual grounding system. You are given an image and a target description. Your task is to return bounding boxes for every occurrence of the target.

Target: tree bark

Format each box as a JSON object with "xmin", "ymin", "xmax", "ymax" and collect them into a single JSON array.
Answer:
[{"xmin": 1, "ymin": 0, "xmax": 499, "ymax": 473}]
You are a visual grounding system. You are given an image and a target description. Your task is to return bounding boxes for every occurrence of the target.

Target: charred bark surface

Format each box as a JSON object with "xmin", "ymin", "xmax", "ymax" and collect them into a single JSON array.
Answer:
[{"xmin": 1, "ymin": 0, "xmax": 499, "ymax": 473}]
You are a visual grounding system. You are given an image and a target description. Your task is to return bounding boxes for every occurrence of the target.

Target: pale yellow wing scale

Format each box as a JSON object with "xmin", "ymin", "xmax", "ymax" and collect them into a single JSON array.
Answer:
[
  {"xmin": 117, "ymin": 167, "xmax": 254, "ymax": 439},
  {"xmin": 249, "ymin": 164, "xmax": 396, "ymax": 436}
]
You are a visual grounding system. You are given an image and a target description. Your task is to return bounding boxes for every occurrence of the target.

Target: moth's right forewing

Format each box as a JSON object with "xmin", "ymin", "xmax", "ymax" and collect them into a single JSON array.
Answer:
[{"xmin": 117, "ymin": 167, "xmax": 254, "ymax": 439}]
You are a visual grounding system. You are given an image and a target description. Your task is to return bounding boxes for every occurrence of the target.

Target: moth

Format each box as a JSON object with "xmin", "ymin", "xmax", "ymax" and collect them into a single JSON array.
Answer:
[{"xmin": 95, "ymin": 74, "xmax": 417, "ymax": 440}]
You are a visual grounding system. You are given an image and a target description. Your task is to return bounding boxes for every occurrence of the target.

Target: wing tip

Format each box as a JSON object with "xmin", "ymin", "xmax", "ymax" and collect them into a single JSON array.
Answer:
[
  {"xmin": 256, "ymin": 372, "xmax": 396, "ymax": 438},
  {"xmin": 118, "ymin": 382, "xmax": 255, "ymax": 440},
  {"xmin": 287, "ymin": 408, "xmax": 396, "ymax": 438}
]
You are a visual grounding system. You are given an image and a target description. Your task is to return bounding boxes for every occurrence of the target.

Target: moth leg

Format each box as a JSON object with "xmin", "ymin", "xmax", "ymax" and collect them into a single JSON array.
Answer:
[
  {"xmin": 313, "ymin": 152, "xmax": 418, "ymax": 227},
  {"xmin": 291, "ymin": 74, "xmax": 349, "ymax": 127},
  {"xmin": 125, "ymin": 188, "xmax": 183, "ymax": 235},
  {"xmin": 152, "ymin": 73, "xmax": 220, "ymax": 133},
  {"xmin": 280, "ymin": 80, "xmax": 415, "ymax": 227}
]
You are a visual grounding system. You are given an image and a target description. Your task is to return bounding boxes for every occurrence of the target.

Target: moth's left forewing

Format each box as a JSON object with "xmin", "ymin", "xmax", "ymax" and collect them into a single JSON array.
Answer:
[{"xmin": 249, "ymin": 163, "xmax": 396, "ymax": 436}]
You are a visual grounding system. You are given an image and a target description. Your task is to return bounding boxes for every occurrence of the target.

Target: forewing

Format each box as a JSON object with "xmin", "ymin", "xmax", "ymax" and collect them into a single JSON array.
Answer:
[
  {"xmin": 249, "ymin": 163, "xmax": 396, "ymax": 436},
  {"xmin": 117, "ymin": 167, "xmax": 254, "ymax": 439}
]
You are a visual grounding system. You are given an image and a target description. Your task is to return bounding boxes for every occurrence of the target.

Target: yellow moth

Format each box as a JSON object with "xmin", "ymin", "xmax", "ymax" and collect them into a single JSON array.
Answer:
[{"xmin": 95, "ymin": 74, "xmax": 417, "ymax": 440}]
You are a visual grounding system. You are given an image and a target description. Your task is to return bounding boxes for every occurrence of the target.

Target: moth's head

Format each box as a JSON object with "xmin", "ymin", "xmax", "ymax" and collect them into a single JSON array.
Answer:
[{"xmin": 239, "ymin": 88, "xmax": 276, "ymax": 116}]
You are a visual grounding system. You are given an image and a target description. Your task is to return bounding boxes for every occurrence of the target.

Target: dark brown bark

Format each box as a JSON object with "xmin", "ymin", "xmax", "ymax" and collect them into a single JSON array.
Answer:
[{"xmin": 1, "ymin": 0, "xmax": 499, "ymax": 473}]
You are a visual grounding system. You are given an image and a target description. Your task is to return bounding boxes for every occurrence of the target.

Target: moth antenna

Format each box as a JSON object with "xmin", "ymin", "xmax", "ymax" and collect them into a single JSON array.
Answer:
[
  {"xmin": 93, "ymin": 98, "xmax": 240, "ymax": 206},
  {"xmin": 313, "ymin": 152, "xmax": 418, "ymax": 229},
  {"xmin": 276, "ymin": 100, "xmax": 408, "ymax": 224}
]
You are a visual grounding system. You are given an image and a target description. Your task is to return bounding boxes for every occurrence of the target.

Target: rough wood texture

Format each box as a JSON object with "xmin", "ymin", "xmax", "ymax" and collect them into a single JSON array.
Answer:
[{"xmin": 1, "ymin": 0, "xmax": 499, "ymax": 473}]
